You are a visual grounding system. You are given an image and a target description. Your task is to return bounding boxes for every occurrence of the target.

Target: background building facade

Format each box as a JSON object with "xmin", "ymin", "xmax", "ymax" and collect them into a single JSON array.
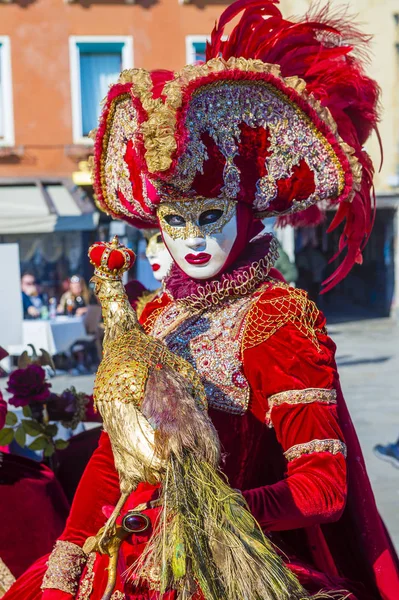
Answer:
[{"xmin": 0, "ymin": 0, "xmax": 398, "ymax": 312}]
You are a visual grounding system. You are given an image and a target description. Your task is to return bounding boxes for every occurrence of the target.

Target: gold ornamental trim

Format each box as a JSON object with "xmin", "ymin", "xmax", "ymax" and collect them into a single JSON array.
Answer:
[
  {"xmin": 111, "ymin": 592, "xmax": 126, "ymax": 599},
  {"xmin": 266, "ymin": 388, "xmax": 337, "ymax": 425},
  {"xmin": 117, "ymin": 68, "xmax": 177, "ymax": 174},
  {"xmin": 284, "ymin": 439, "xmax": 347, "ymax": 463},
  {"xmin": 269, "ymin": 388, "xmax": 337, "ymax": 406},
  {"xmin": 41, "ymin": 540, "xmax": 87, "ymax": 595},
  {"xmin": 242, "ymin": 282, "xmax": 325, "ymax": 354}
]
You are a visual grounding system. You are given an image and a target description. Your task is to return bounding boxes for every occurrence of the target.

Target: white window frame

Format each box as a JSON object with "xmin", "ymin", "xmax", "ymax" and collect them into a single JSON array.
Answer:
[
  {"xmin": 69, "ymin": 35, "xmax": 133, "ymax": 145},
  {"xmin": 185, "ymin": 35, "xmax": 209, "ymax": 65},
  {"xmin": 0, "ymin": 37, "xmax": 15, "ymax": 147}
]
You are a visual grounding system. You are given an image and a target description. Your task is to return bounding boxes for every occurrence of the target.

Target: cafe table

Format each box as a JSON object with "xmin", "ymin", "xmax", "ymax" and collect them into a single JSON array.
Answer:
[{"xmin": 7, "ymin": 315, "xmax": 87, "ymax": 357}]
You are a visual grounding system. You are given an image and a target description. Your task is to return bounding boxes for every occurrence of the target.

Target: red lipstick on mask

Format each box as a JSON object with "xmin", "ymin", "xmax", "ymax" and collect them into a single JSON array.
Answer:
[
  {"xmin": 151, "ymin": 264, "xmax": 161, "ymax": 272},
  {"xmin": 185, "ymin": 253, "xmax": 211, "ymax": 265}
]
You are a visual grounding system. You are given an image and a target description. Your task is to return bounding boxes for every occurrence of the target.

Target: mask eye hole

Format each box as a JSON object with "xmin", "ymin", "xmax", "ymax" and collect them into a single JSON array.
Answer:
[
  {"xmin": 198, "ymin": 209, "xmax": 223, "ymax": 226},
  {"xmin": 163, "ymin": 214, "xmax": 186, "ymax": 227},
  {"xmin": 156, "ymin": 234, "xmax": 163, "ymax": 243}
]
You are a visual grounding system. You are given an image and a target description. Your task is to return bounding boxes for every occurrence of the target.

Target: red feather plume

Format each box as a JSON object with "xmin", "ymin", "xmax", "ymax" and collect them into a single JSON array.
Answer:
[{"xmin": 206, "ymin": 0, "xmax": 380, "ymax": 291}]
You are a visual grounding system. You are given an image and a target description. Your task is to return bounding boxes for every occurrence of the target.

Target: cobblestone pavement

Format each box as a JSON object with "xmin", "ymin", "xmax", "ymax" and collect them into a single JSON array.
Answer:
[
  {"xmin": 3, "ymin": 317, "xmax": 398, "ymax": 550},
  {"xmin": 329, "ymin": 317, "xmax": 399, "ymax": 550}
]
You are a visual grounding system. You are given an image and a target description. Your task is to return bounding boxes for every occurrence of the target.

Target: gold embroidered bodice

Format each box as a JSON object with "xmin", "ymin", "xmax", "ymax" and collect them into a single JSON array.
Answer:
[
  {"xmin": 146, "ymin": 280, "xmax": 325, "ymax": 416},
  {"xmin": 149, "ymin": 294, "xmax": 256, "ymax": 415}
]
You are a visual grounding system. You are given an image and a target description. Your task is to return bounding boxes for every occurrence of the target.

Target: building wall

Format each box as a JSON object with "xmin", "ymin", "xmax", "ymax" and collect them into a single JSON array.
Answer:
[
  {"xmin": 0, "ymin": 0, "xmax": 223, "ymax": 178},
  {"xmin": 0, "ymin": 0, "xmax": 397, "ymax": 189}
]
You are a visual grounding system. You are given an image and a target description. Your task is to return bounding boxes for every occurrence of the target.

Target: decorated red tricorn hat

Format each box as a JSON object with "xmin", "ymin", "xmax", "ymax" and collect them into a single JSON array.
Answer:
[
  {"xmin": 89, "ymin": 236, "xmax": 135, "ymax": 280},
  {"xmin": 93, "ymin": 0, "xmax": 380, "ymax": 290}
]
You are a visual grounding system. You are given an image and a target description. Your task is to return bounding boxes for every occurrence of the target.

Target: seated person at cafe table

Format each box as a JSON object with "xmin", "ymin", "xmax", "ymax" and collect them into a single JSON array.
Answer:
[
  {"xmin": 21, "ymin": 272, "xmax": 44, "ymax": 319},
  {"xmin": 57, "ymin": 275, "xmax": 91, "ymax": 317}
]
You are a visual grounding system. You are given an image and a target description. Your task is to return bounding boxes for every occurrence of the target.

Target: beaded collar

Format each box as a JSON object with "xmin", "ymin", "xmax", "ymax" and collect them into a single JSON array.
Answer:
[{"xmin": 164, "ymin": 234, "xmax": 279, "ymax": 311}]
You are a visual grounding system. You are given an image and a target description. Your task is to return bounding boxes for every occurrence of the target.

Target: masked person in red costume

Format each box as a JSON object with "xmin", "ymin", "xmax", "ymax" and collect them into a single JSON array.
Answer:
[
  {"xmin": 4, "ymin": 1, "xmax": 399, "ymax": 599},
  {"xmin": 132, "ymin": 229, "xmax": 174, "ymax": 318}
]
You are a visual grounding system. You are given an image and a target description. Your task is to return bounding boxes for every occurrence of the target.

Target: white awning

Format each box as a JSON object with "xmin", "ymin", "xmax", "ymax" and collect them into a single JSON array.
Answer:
[{"xmin": 0, "ymin": 181, "xmax": 99, "ymax": 234}]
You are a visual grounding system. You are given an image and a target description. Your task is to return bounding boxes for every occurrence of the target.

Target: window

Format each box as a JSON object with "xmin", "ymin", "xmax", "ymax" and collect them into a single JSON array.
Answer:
[
  {"xmin": 0, "ymin": 37, "xmax": 14, "ymax": 147},
  {"xmin": 186, "ymin": 36, "xmax": 208, "ymax": 65},
  {"xmin": 69, "ymin": 36, "xmax": 133, "ymax": 144}
]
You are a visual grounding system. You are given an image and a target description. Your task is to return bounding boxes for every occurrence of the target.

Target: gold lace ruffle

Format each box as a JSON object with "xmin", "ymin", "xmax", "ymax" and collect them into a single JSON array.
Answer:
[
  {"xmin": 284, "ymin": 439, "xmax": 347, "ymax": 463},
  {"xmin": 242, "ymin": 283, "xmax": 325, "ymax": 352},
  {"xmin": 175, "ymin": 239, "xmax": 278, "ymax": 311},
  {"xmin": 266, "ymin": 388, "xmax": 337, "ymax": 425},
  {"xmin": 42, "ymin": 541, "xmax": 87, "ymax": 595},
  {"xmin": 0, "ymin": 557, "xmax": 15, "ymax": 597}
]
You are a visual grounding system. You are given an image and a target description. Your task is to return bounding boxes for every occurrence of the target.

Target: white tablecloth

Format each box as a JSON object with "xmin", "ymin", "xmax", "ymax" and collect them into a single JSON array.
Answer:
[{"xmin": 8, "ymin": 316, "xmax": 87, "ymax": 356}]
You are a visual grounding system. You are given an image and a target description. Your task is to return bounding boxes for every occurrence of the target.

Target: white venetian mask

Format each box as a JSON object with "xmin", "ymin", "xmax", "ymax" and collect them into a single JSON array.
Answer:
[
  {"xmin": 145, "ymin": 232, "xmax": 173, "ymax": 282},
  {"xmin": 157, "ymin": 198, "xmax": 238, "ymax": 280}
]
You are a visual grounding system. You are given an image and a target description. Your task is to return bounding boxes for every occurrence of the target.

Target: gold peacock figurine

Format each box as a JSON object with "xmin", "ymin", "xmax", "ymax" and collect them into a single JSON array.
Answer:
[{"xmin": 85, "ymin": 236, "xmax": 340, "ymax": 600}]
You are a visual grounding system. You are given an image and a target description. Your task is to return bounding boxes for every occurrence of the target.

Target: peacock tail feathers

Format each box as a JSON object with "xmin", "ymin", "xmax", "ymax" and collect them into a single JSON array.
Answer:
[{"xmin": 128, "ymin": 452, "xmax": 349, "ymax": 600}]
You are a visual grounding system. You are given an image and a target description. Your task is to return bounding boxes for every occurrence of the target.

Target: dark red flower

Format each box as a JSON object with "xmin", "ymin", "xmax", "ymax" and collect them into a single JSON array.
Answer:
[
  {"xmin": 0, "ymin": 390, "xmax": 6, "ymax": 430},
  {"xmin": 6, "ymin": 364, "xmax": 51, "ymax": 408}
]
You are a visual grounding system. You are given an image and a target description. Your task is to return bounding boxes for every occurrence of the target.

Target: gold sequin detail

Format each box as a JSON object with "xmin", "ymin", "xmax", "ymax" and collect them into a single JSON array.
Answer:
[
  {"xmin": 41, "ymin": 541, "xmax": 87, "ymax": 595},
  {"xmin": 242, "ymin": 283, "xmax": 324, "ymax": 352},
  {"xmin": 266, "ymin": 388, "xmax": 337, "ymax": 426},
  {"xmin": 76, "ymin": 553, "xmax": 96, "ymax": 600},
  {"xmin": 111, "ymin": 592, "xmax": 125, "ymax": 599},
  {"xmin": 0, "ymin": 557, "xmax": 15, "ymax": 597},
  {"xmin": 284, "ymin": 439, "xmax": 347, "ymax": 463}
]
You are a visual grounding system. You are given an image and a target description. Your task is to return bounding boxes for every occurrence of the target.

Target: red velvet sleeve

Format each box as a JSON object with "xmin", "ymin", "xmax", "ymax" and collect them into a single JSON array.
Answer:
[
  {"xmin": 242, "ymin": 292, "xmax": 347, "ymax": 532},
  {"xmin": 59, "ymin": 430, "xmax": 120, "ymax": 545},
  {"xmin": 41, "ymin": 431, "xmax": 120, "ymax": 599}
]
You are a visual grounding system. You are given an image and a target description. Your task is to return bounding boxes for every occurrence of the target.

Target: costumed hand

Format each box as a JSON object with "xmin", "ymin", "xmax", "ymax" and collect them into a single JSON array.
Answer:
[
  {"xmin": 101, "ymin": 482, "xmax": 161, "ymax": 550},
  {"xmin": 80, "ymin": 484, "xmax": 161, "ymax": 600}
]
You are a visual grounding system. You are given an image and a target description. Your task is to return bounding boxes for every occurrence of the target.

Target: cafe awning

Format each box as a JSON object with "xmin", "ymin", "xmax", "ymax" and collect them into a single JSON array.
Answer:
[{"xmin": 0, "ymin": 180, "xmax": 99, "ymax": 234}]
